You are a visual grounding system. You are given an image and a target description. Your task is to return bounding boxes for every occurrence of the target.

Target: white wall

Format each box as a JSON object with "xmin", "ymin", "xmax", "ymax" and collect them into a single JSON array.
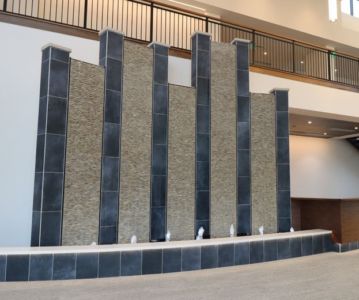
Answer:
[
  {"xmin": 1, "ymin": 22, "xmax": 359, "ymax": 246},
  {"xmin": 290, "ymin": 135, "xmax": 359, "ymax": 198}
]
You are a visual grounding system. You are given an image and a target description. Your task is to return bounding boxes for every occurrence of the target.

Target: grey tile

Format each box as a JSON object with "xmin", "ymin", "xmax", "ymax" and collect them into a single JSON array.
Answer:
[
  {"xmin": 49, "ymin": 60, "xmax": 69, "ymax": 98},
  {"xmin": 197, "ymin": 50, "xmax": 210, "ymax": 78},
  {"xmin": 191, "ymin": 46, "xmax": 197, "ymax": 87},
  {"xmin": 349, "ymin": 241, "xmax": 358, "ymax": 251},
  {"xmin": 6, "ymin": 255, "xmax": 29, "ymax": 282},
  {"xmin": 103, "ymin": 122, "xmax": 120, "ymax": 157},
  {"xmin": 237, "ymin": 96, "xmax": 250, "ymax": 122},
  {"xmin": 121, "ymin": 251, "xmax": 141, "ymax": 276},
  {"xmin": 102, "ymin": 156, "xmax": 119, "ymax": 191},
  {"xmin": 104, "ymin": 89, "xmax": 122, "ymax": 124},
  {"xmin": 290, "ymin": 238, "xmax": 302, "ymax": 258},
  {"xmin": 142, "ymin": 250, "xmax": 162, "ymax": 275},
  {"xmin": 264, "ymin": 240, "xmax": 277, "ymax": 262},
  {"xmin": 53, "ymin": 254, "xmax": 76, "ymax": 280},
  {"xmin": 237, "ymin": 70, "xmax": 249, "ymax": 96},
  {"xmin": 278, "ymin": 190, "xmax": 291, "ymax": 219},
  {"xmin": 42, "ymin": 47, "xmax": 50, "ymax": 62},
  {"xmin": 42, "ymin": 172, "xmax": 63, "ymax": 212},
  {"xmin": 40, "ymin": 60, "xmax": 49, "ymax": 97},
  {"xmin": 237, "ymin": 204, "xmax": 251, "ymax": 236},
  {"xmin": 275, "ymin": 90, "xmax": 288, "ymax": 112},
  {"xmin": 276, "ymin": 111, "xmax": 289, "ymax": 138},
  {"xmin": 197, "ymin": 105, "xmax": 210, "ymax": 134},
  {"xmin": 196, "ymin": 191, "xmax": 210, "ymax": 221},
  {"xmin": 29, "ymin": 254, "xmax": 53, "ymax": 281},
  {"xmin": 100, "ymin": 191, "xmax": 119, "ymax": 227},
  {"xmin": 32, "ymin": 172, "xmax": 43, "ymax": 211},
  {"xmin": 0, "ymin": 256, "xmax": 6, "ymax": 282},
  {"xmin": 234, "ymin": 242, "xmax": 250, "ymax": 265},
  {"xmin": 151, "ymin": 175, "xmax": 166, "ymax": 207},
  {"xmin": 277, "ymin": 164, "xmax": 290, "ymax": 191},
  {"xmin": 237, "ymin": 149, "xmax": 250, "ymax": 177},
  {"xmin": 76, "ymin": 253, "xmax": 98, "ymax": 279},
  {"xmin": 153, "ymin": 113, "xmax": 168, "ymax": 145},
  {"xmin": 152, "ymin": 145, "xmax": 167, "ymax": 176},
  {"xmin": 40, "ymin": 211, "xmax": 61, "ymax": 246},
  {"xmin": 196, "ymin": 160, "xmax": 209, "ymax": 190},
  {"xmin": 277, "ymin": 137, "xmax": 289, "ymax": 164},
  {"xmin": 278, "ymin": 217, "xmax": 291, "ymax": 233},
  {"xmin": 106, "ymin": 58, "xmax": 122, "ymax": 92},
  {"xmin": 44, "ymin": 134, "xmax": 65, "ymax": 172},
  {"xmin": 196, "ymin": 133, "xmax": 209, "ymax": 162},
  {"xmin": 341, "ymin": 243, "xmax": 349, "ymax": 253},
  {"xmin": 151, "ymin": 207, "xmax": 166, "ymax": 242},
  {"xmin": 197, "ymin": 34, "xmax": 210, "ymax": 51},
  {"xmin": 237, "ymin": 176, "xmax": 250, "ymax": 205},
  {"xmin": 313, "ymin": 235, "xmax": 324, "ymax": 254},
  {"xmin": 236, "ymin": 43, "xmax": 249, "ymax": 70},
  {"xmin": 99, "ymin": 31, "xmax": 107, "ymax": 61},
  {"xmin": 154, "ymin": 54, "xmax": 168, "ymax": 85},
  {"xmin": 47, "ymin": 97, "xmax": 67, "ymax": 135},
  {"xmin": 323, "ymin": 234, "xmax": 334, "ymax": 252},
  {"xmin": 153, "ymin": 84, "xmax": 168, "ymax": 114},
  {"xmin": 278, "ymin": 239, "xmax": 290, "ymax": 260},
  {"xmin": 99, "ymin": 226, "xmax": 117, "ymax": 245},
  {"xmin": 31, "ymin": 211, "xmax": 40, "ymax": 246},
  {"xmin": 163, "ymin": 248, "xmax": 181, "ymax": 273},
  {"xmin": 301, "ymin": 236, "xmax": 313, "ymax": 256},
  {"xmin": 201, "ymin": 246, "xmax": 218, "ymax": 269},
  {"xmin": 51, "ymin": 48, "xmax": 70, "ymax": 63},
  {"xmin": 237, "ymin": 122, "xmax": 250, "ymax": 150},
  {"xmin": 107, "ymin": 31, "xmax": 124, "ymax": 60},
  {"xmin": 250, "ymin": 241, "xmax": 263, "ymax": 264},
  {"xmin": 218, "ymin": 244, "xmax": 234, "ymax": 267},
  {"xmin": 153, "ymin": 44, "xmax": 169, "ymax": 56},
  {"xmin": 182, "ymin": 247, "xmax": 201, "ymax": 271},
  {"xmin": 35, "ymin": 134, "xmax": 45, "ymax": 173},
  {"xmin": 197, "ymin": 78, "xmax": 210, "ymax": 106},
  {"xmin": 99, "ymin": 252, "xmax": 121, "ymax": 278},
  {"xmin": 37, "ymin": 97, "xmax": 47, "ymax": 135}
]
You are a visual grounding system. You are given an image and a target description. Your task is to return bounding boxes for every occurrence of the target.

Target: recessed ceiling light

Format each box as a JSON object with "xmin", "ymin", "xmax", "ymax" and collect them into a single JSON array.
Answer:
[
  {"xmin": 300, "ymin": 61, "xmax": 304, "ymax": 64},
  {"xmin": 307, "ymin": 121, "xmax": 312, "ymax": 125},
  {"xmin": 334, "ymin": 69, "xmax": 338, "ymax": 72},
  {"xmin": 323, "ymin": 132, "xmax": 328, "ymax": 136},
  {"xmin": 264, "ymin": 51, "xmax": 268, "ymax": 56},
  {"xmin": 355, "ymin": 126, "xmax": 358, "ymax": 130}
]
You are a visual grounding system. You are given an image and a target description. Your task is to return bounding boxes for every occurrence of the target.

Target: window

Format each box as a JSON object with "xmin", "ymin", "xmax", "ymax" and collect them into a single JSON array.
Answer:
[{"xmin": 341, "ymin": 0, "xmax": 359, "ymax": 17}]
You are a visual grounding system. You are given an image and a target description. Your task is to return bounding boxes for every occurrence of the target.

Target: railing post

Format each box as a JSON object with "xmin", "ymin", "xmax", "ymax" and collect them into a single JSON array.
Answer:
[
  {"xmin": 292, "ymin": 41, "xmax": 296, "ymax": 73},
  {"xmin": 205, "ymin": 17, "xmax": 209, "ymax": 32},
  {"xmin": 150, "ymin": 2, "xmax": 154, "ymax": 42},
  {"xmin": 83, "ymin": 0, "xmax": 88, "ymax": 29},
  {"xmin": 3, "ymin": 0, "xmax": 7, "ymax": 11},
  {"xmin": 328, "ymin": 51, "xmax": 332, "ymax": 81}
]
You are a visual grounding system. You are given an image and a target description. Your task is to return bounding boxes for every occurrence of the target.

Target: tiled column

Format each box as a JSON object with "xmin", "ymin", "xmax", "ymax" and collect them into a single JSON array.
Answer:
[
  {"xmin": 98, "ymin": 29, "xmax": 124, "ymax": 244},
  {"xmin": 31, "ymin": 44, "xmax": 71, "ymax": 246},
  {"xmin": 191, "ymin": 32, "xmax": 211, "ymax": 238},
  {"xmin": 232, "ymin": 38, "xmax": 251, "ymax": 236},
  {"xmin": 272, "ymin": 89, "xmax": 291, "ymax": 232},
  {"xmin": 149, "ymin": 42, "xmax": 169, "ymax": 242}
]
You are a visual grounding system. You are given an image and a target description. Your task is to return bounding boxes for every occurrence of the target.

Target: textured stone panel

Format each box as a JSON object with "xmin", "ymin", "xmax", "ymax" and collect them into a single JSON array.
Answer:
[
  {"xmin": 118, "ymin": 41, "xmax": 153, "ymax": 243},
  {"xmin": 62, "ymin": 60, "xmax": 104, "ymax": 245},
  {"xmin": 167, "ymin": 84, "xmax": 196, "ymax": 240},
  {"xmin": 210, "ymin": 42, "xmax": 237, "ymax": 238},
  {"xmin": 251, "ymin": 93, "xmax": 277, "ymax": 234}
]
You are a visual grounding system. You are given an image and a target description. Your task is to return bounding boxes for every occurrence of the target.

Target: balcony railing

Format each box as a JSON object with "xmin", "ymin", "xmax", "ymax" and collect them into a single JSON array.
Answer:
[{"xmin": 1, "ymin": 0, "xmax": 359, "ymax": 88}]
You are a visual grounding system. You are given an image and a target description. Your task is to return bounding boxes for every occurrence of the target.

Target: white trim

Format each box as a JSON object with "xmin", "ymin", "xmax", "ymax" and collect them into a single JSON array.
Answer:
[
  {"xmin": 231, "ymin": 38, "xmax": 251, "ymax": 44},
  {"xmin": 41, "ymin": 44, "xmax": 72, "ymax": 53}
]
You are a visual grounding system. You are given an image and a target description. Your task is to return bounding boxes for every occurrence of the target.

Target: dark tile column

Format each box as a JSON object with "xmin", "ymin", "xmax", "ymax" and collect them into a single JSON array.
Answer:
[
  {"xmin": 232, "ymin": 38, "xmax": 251, "ymax": 236},
  {"xmin": 192, "ymin": 32, "xmax": 211, "ymax": 238},
  {"xmin": 98, "ymin": 29, "xmax": 124, "ymax": 244},
  {"xmin": 272, "ymin": 89, "xmax": 291, "ymax": 232},
  {"xmin": 148, "ymin": 42, "xmax": 169, "ymax": 242},
  {"xmin": 31, "ymin": 44, "xmax": 71, "ymax": 246}
]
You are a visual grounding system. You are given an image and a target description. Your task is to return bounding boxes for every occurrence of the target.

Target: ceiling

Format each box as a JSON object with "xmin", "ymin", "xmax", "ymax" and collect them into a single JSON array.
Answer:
[{"xmin": 290, "ymin": 113, "xmax": 359, "ymax": 139}]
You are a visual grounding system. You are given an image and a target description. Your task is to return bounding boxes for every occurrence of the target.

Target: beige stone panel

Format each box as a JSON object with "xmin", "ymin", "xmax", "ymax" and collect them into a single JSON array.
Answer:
[
  {"xmin": 167, "ymin": 84, "xmax": 196, "ymax": 241},
  {"xmin": 118, "ymin": 41, "xmax": 153, "ymax": 243},
  {"xmin": 251, "ymin": 93, "xmax": 277, "ymax": 234},
  {"xmin": 210, "ymin": 42, "xmax": 237, "ymax": 238},
  {"xmin": 62, "ymin": 60, "xmax": 104, "ymax": 246}
]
